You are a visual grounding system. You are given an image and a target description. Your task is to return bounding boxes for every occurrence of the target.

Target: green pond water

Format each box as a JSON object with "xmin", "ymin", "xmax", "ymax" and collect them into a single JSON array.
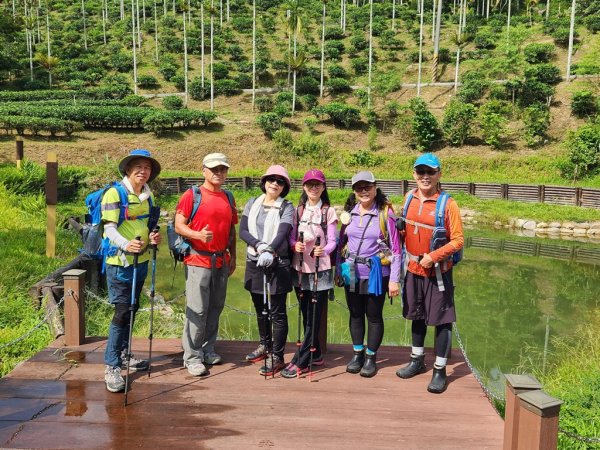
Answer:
[{"xmin": 152, "ymin": 227, "xmax": 600, "ymax": 393}]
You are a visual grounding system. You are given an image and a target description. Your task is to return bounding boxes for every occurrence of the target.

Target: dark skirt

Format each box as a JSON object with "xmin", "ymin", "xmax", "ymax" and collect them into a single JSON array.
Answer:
[
  {"xmin": 402, "ymin": 270, "xmax": 456, "ymax": 326},
  {"xmin": 244, "ymin": 259, "xmax": 293, "ymax": 295}
]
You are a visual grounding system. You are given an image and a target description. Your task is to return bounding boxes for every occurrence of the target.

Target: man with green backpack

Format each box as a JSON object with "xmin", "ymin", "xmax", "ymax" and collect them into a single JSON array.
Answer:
[
  {"xmin": 395, "ymin": 153, "xmax": 464, "ymax": 394},
  {"xmin": 174, "ymin": 153, "xmax": 238, "ymax": 377}
]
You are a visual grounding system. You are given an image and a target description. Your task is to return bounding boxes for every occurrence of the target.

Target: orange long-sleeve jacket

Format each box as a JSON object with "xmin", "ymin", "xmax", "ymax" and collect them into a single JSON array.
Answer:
[{"xmin": 401, "ymin": 189, "xmax": 464, "ymax": 277}]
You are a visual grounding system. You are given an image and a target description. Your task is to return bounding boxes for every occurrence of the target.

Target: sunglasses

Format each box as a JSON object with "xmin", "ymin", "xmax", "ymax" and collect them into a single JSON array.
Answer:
[
  {"xmin": 266, "ymin": 177, "xmax": 286, "ymax": 186},
  {"xmin": 354, "ymin": 184, "xmax": 374, "ymax": 192},
  {"xmin": 305, "ymin": 182, "xmax": 324, "ymax": 189},
  {"xmin": 415, "ymin": 168, "xmax": 439, "ymax": 176}
]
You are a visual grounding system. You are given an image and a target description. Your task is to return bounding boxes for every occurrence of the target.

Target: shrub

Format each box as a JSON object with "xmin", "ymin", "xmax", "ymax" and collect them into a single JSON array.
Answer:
[
  {"xmin": 351, "ymin": 57, "xmax": 369, "ymax": 75},
  {"xmin": 162, "ymin": 95, "xmax": 184, "ymax": 110},
  {"xmin": 236, "ymin": 73, "xmax": 253, "ymax": 89},
  {"xmin": 276, "ymin": 91, "xmax": 294, "ymax": 104},
  {"xmin": 296, "ymin": 76, "xmax": 320, "ymax": 95},
  {"xmin": 329, "ymin": 64, "xmax": 348, "ymax": 78},
  {"xmin": 212, "ymin": 62, "xmax": 229, "ymax": 80},
  {"xmin": 214, "ymin": 79, "xmax": 241, "ymax": 96},
  {"xmin": 520, "ymin": 79, "xmax": 555, "ymax": 106},
  {"xmin": 560, "ymin": 122, "xmax": 600, "ymax": 179},
  {"xmin": 396, "ymin": 98, "xmax": 441, "ymax": 151},
  {"xmin": 524, "ymin": 64, "xmax": 561, "ymax": 85},
  {"xmin": 304, "ymin": 116, "xmax": 319, "ymax": 133},
  {"xmin": 255, "ymin": 96, "xmax": 274, "ymax": 112},
  {"xmin": 522, "ymin": 104, "xmax": 550, "ymax": 147},
  {"xmin": 142, "ymin": 110, "xmax": 175, "ymax": 136},
  {"xmin": 327, "ymin": 77, "xmax": 352, "ymax": 94},
  {"xmin": 438, "ymin": 47, "xmax": 451, "ymax": 64},
  {"xmin": 551, "ymin": 28, "xmax": 576, "ymax": 47},
  {"xmin": 189, "ymin": 78, "xmax": 210, "ymax": 100},
  {"xmin": 458, "ymin": 73, "xmax": 489, "ymax": 104},
  {"xmin": 442, "ymin": 100, "xmax": 477, "ymax": 146},
  {"xmin": 171, "ymin": 75, "xmax": 186, "ymax": 91},
  {"xmin": 571, "ymin": 91, "xmax": 598, "ymax": 118},
  {"xmin": 585, "ymin": 15, "xmax": 600, "ymax": 33},
  {"xmin": 349, "ymin": 34, "xmax": 368, "ymax": 53},
  {"xmin": 479, "ymin": 110, "xmax": 508, "ymax": 149},
  {"xmin": 228, "ymin": 44, "xmax": 246, "ymax": 61},
  {"xmin": 273, "ymin": 101, "xmax": 293, "ymax": 117},
  {"xmin": 313, "ymin": 102, "xmax": 361, "ymax": 129},
  {"xmin": 110, "ymin": 52, "xmax": 133, "ymax": 72},
  {"xmin": 523, "ymin": 43, "xmax": 555, "ymax": 64},
  {"xmin": 346, "ymin": 149, "xmax": 384, "ymax": 167},
  {"xmin": 272, "ymin": 128, "xmax": 294, "ymax": 152},
  {"xmin": 256, "ymin": 112, "xmax": 282, "ymax": 137},
  {"xmin": 299, "ymin": 94, "xmax": 318, "ymax": 112},
  {"xmin": 159, "ymin": 63, "xmax": 178, "ymax": 81},
  {"xmin": 325, "ymin": 26, "xmax": 345, "ymax": 40},
  {"xmin": 288, "ymin": 133, "xmax": 330, "ymax": 159},
  {"xmin": 137, "ymin": 75, "xmax": 159, "ymax": 89},
  {"xmin": 474, "ymin": 33, "xmax": 496, "ymax": 50}
]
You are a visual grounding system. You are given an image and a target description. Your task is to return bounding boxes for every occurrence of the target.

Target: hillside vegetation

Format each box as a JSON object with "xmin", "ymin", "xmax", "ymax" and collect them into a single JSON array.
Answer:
[{"xmin": 0, "ymin": 0, "xmax": 599, "ymax": 183}]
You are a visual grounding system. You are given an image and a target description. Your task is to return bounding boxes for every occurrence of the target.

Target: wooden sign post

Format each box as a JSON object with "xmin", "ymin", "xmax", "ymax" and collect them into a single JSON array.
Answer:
[
  {"xmin": 16, "ymin": 137, "xmax": 24, "ymax": 169},
  {"xmin": 46, "ymin": 152, "xmax": 58, "ymax": 258}
]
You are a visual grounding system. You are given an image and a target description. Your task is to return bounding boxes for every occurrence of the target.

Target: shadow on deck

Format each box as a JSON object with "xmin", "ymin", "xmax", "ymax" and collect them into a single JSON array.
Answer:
[{"xmin": 0, "ymin": 339, "xmax": 503, "ymax": 449}]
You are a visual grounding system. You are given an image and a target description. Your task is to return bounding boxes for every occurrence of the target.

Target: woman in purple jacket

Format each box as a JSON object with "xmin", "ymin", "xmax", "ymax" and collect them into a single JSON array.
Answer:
[
  {"xmin": 337, "ymin": 171, "xmax": 401, "ymax": 377},
  {"xmin": 283, "ymin": 169, "xmax": 338, "ymax": 378}
]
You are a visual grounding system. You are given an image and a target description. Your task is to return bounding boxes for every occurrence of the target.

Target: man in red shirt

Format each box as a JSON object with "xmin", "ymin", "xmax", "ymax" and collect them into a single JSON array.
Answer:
[
  {"xmin": 396, "ymin": 153, "xmax": 464, "ymax": 394},
  {"xmin": 175, "ymin": 152, "xmax": 238, "ymax": 376}
]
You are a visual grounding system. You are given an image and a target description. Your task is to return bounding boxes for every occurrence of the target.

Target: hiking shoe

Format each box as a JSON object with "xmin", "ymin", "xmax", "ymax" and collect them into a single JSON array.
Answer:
[
  {"xmin": 204, "ymin": 352, "xmax": 222, "ymax": 365},
  {"xmin": 184, "ymin": 361, "xmax": 209, "ymax": 377},
  {"xmin": 281, "ymin": 363, "xmax": 307, "ymax": 379},
  {"xmin": 258, "ymin": 355, "xmax": 285, "ymax": 377},
  {"xmin": 105, "ymin": 365, "xmax": 125, "ymax": 393},
  {"xmin": 311, "ymin": 356, "xmax": 325, "ymax": 366},
  {"xmin": 245, "ymin": 344, "xmax": 267, "ymax": 363},
  {"xmin": 121, "ymin": 354, "xmax": 149, "ymax": 372}
]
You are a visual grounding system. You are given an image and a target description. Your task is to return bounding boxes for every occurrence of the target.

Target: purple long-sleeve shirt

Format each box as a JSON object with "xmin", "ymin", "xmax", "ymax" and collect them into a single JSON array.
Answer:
[{"xmin": 341, "ymin": 204, "xmax": 401, "ymax": 282}]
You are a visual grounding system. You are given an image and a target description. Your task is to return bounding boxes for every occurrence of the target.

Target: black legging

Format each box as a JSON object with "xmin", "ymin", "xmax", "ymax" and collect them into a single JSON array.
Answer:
[
  {"xmin": 411, "ymin": 320, "xmax": 452, "ymax": 358},
  {"xmin": 292, "ymin": 289, "xmax": 328, "ymax": 368},
  {"xmin": 251, "ymin": 292, "xmax": 288, "ymax": 359},
  {"xmin": 345, "ymin": 289, "xmax": 386, "ymax": 352}
]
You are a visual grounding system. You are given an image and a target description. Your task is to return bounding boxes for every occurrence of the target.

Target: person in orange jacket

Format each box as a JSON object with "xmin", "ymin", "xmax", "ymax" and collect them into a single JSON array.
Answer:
[{"xmin": 396, "ymin": 153, "xmax": 464, "ymax": 394}]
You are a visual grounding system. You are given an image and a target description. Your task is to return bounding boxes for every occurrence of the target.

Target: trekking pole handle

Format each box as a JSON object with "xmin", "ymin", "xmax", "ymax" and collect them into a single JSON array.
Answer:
[
  {"xmin": 132, "ymin": 235, "xmax": 142, "ymax": 263},
  {"xmin": 151, "ymin": 226, "xmax": 160, "ymax": 250}
]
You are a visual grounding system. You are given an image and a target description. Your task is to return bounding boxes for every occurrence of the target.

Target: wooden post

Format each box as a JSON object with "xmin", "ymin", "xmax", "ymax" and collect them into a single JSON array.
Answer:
[
  {"xmin": 15, "ymin": 137, "xmax": 24, "ymax": 169},
  {"xmin": 176, "ymin": 176, "xmax": 183, "ymax": 193},
  {"xmin": 46, "ymin": 152, "xmax": 58, "ymax": 258},
  {"xmin": 503, "ymin": 374, "xmax": 543, "ymax": 450},
  {"xmin": 575, "ymin": 187, "xmax": 582, "ymax": 207},
  {"xmin": 538, "ymin": 185, "xmax": 545, "ymax": 203},
  {"xmin": 468, "ymin": 182, "xmax": 475, "ymax": 195},
  {"xmin": 516, "ymin": 390, "xmax": 563, "ymax": 450},
  {"xmin": 402, "ymin": 179, "xmax": 409, "ymax": 196},
  {"xmin": 501, "ymin": 183, "xmax": 509, "ymax": 200},
  {"xmin": 63, "ymin": 269, "xmax": 87, "ymax": 346}
]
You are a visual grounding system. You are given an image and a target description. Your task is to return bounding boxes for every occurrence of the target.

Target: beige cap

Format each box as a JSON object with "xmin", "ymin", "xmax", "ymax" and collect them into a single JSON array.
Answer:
[{"xmin": 203, "ymin": 152, "xmax": 230, "ymax": 169}]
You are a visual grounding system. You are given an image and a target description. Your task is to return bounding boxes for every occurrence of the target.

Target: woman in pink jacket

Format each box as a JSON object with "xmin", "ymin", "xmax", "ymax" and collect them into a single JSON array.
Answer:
[{"xmin": 282, "ymin": 169, "xmax": 338, "ymax": 378}]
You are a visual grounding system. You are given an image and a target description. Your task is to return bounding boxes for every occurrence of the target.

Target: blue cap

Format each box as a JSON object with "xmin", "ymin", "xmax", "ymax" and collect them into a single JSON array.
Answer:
[
  {"xmin": 118, "ymin": 148, "xmax": 161, "ymax": 182},
  {"xmin": 413, "ymin": 153, "xmax": 441, "ymax": 169}
]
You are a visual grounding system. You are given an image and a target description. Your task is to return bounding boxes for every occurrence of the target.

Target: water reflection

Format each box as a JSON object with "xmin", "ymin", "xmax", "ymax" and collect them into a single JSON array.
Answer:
[{"xmin": 153, "ymin": 227, "xmax": 600, "ymax": 392}]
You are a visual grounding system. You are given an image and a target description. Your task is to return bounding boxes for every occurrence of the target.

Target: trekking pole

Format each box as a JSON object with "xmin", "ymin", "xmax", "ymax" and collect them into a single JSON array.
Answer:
[
  {"xmin": 308, "ymin": 236, "xmax": 321, "ymax": 382},
  {"xmin": 266, "ymin": 269, "xmax": 275, "ymax": 379},
  {"xmin": 124, "ymin": 235, "xmax": 142, "ymax": 407},
  {"xmin": 296, "ymin": 231, "xmax": 304, "ymax": 347},
  {"xmin": 147, "ymin": 226, "xmax": 159, "ymax": 378},
  {"xmin": 262, "ymin": 271, "xmax": 270, "ymax": 381}
]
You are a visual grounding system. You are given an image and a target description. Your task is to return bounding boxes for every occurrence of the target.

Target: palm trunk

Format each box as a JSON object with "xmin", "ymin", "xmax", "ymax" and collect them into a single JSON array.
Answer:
[
  {"xmin": 565, "ymin": 0, "xmax": 576, "ymax": 81},
  {"xmin": 142, "ymin": 0, "xmax": 146, "ymax": 22},
  {"xmin": 252, "ymin": 0, "xmax": 256, "ymax": 110},
  {"xmin": 319, "ymin": 2, "xmax": 326, "ymax": 98},
  {"xmin": 431, "ymin": 0, "xmax": 443, "ymax": 81},
  {"xmin": 392, "ymin": 0, "xmax": 396, "ymax": 31},
  {"xmin": 287, "ymin": 10, "xmax": 291, "ymax": 87},
  {"xmin": 132, "ymin": 0, "xmax": 138, "ymax": 94},
  {"xmin": 506, "ymin": 0, "xmax": 512, "ymax": 49},
  {"xmin": 210, "ymin": 0, "xmax": 214, "ymax": 110},
  {"xmin": 201, "ymin": 3, "xmax": 205, "ymax": 87},
  {"xmin": 454, "ymin": 0, "xmax": 465, "ymax": 92},
  {"xmin": 154, "ymin": 0, "xmax": 159, "ymax": 61},
  {"xmin": 46, "ymin": 12, "xmax": 52, "ymax": 86},
  {"xmin": 121, "ymin": 0, "xmax": 125, "ymax": 20},
  {"xmin": 417, "ymin": 0, "xmax": 424, "ymax": 96},
  {"xmin": 183, "ymin": 10, "xmax": 189, "ymax": 106},
  {"xmin": 102, "ymin": 1, "xmax": 107, "ymax": 45},
  {"xmin": 81, "ymin": 0, "xmax": 88, "ymax": 50},
  {"xmin": 292, "ymin": 69, "xmax": 297, "ymax": 115},
  {"xmin": 367, "ymin": 0, "xmax": 373, "ymax": 108}
]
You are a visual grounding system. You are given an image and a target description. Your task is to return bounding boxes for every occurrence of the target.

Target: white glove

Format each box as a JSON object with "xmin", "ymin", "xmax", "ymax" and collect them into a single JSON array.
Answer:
[
  {"xmin": 257, "ymin": 252, "xmax": 274, "ymax": 267},
  {"xmin": 256, "ymin": 243, "xmax": 269, "ymax": 254}
]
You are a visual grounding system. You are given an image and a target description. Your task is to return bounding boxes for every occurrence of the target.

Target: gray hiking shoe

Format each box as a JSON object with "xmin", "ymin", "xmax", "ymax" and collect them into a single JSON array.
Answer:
[
  {"xmin": 204, "ymin": 352, "xmax": 223, "ymax": 365},
  {"xmin": 259, "ymin": 354, "xmax": 285, "ymax": 377},
  {"xmin": 245, "ymin": 344, "xmax": 267, "ymax": 363},
  {"xmin": 184, "ymin": 361, "xmax": 209, "ymax": 377},
  {"xmin": 121, "ymin": 353, "xmax": 149, "ymax": 372},
  {"xmin": 105, "ymin": 365, "xmax": 125, "ymax": 393}
]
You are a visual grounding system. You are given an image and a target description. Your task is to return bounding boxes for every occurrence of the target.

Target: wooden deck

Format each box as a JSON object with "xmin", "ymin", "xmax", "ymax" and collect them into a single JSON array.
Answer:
[{"xmin": 0, "ymin": 339, "xmax": 503, "ymax": 449}]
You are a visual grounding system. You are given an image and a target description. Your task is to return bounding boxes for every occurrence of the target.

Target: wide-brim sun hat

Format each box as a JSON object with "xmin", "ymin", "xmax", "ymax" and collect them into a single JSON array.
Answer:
[
  {"xmin": 302, "ymin": 169, "xmax": 326, "ymax": 185},
  {"xmin": 260, "ymin": 164, "xmax": 291, "ymax": 197},
  {"xmin": 118, "ymin": 149, "xmax": 161, "ymax": 183},
  {"xmin": 351, "ymin": 171, "xmax": 376, "ymax": 188},
  {"xmin": 413, "ymin": 153, "xmax": 441, "ymax": 170}
]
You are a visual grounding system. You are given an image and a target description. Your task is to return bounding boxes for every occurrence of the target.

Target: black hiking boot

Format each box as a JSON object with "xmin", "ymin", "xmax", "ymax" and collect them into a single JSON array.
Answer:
[
  {"xmin": 346, "ymin": 349, "xmax": 365, "ymax": 374},
  {"xmin": 396, "ymin": 354, "xmax": 426, "ymax": 379},
  {"xmin": 427, "ymin": 365, "xmax": 447, "ymax": 394},
  {"xmin": 360, "ymin": 353, "xmax": 377, "ymax": 378}
]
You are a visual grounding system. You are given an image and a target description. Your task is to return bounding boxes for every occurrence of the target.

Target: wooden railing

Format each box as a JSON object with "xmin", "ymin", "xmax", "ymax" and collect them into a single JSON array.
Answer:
[{"xmin": 159, "ymin": 177, "xmax": 600, "ymax": 210}]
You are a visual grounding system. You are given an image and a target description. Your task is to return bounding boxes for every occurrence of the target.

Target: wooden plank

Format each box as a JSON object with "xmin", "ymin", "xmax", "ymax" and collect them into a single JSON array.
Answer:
[{"xmin": 1, "ymin": 339, "xmax": 503, "ymax": 450}]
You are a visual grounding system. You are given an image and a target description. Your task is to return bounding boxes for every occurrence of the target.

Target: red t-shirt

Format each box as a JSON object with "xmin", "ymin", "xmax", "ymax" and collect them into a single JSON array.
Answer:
[{"xmin": 176, "ymin": 186, "xmax": 239, "ymax": 269}]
